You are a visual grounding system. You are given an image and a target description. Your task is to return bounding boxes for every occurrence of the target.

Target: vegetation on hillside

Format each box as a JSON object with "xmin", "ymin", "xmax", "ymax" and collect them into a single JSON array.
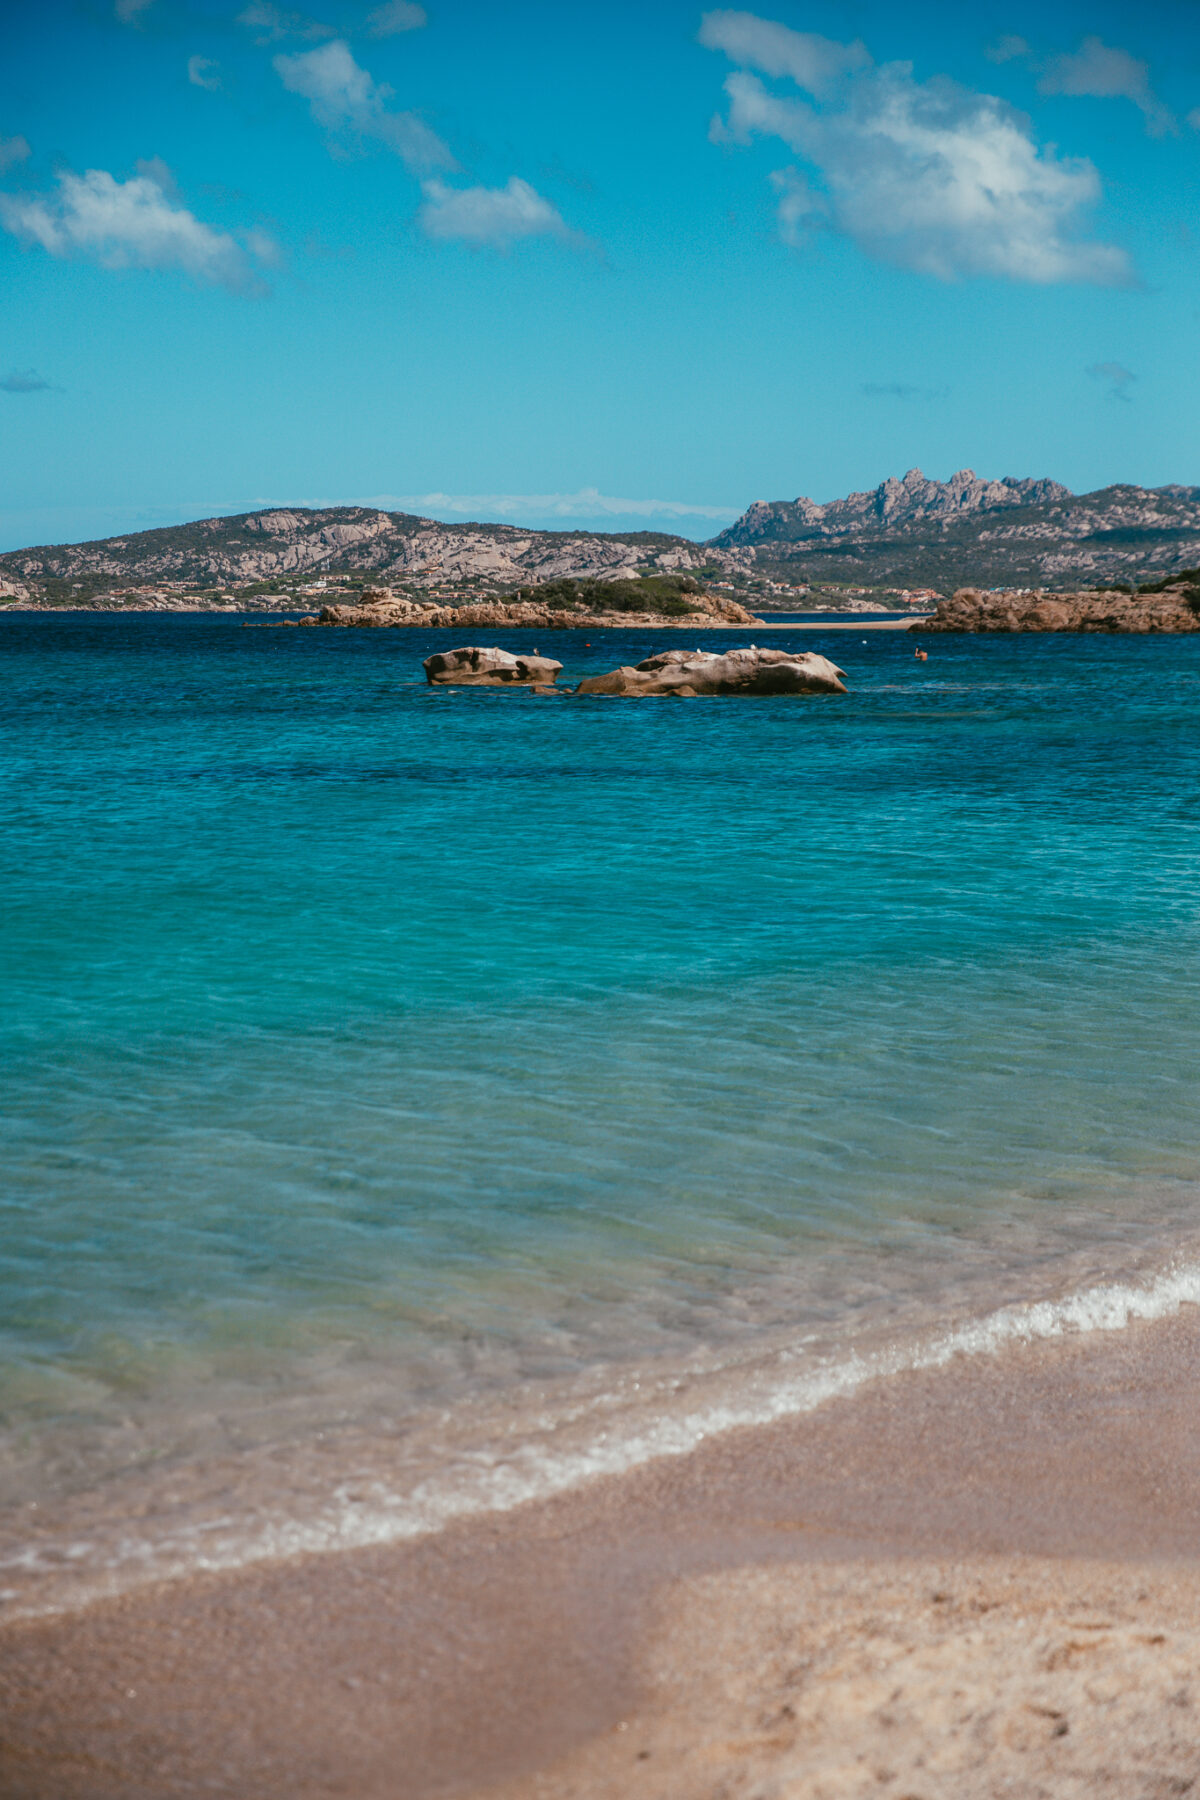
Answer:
[
  {"xmin": 1138, "ymin": 568, "xmax": 1200, "ymax": 611},
  {"xmin": 510, "ymin": 574, "xmax": 708, "ymax": 616}
]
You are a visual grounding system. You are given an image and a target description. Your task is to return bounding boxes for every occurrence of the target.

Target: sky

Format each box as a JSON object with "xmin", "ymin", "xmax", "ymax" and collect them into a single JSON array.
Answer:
[{"xmin": 2, "ymin": 0, "xmax": 1199, "ymax": 550}]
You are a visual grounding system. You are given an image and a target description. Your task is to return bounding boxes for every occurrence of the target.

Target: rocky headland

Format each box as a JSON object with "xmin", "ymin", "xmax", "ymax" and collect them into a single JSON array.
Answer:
[
  {"xmin": 312, "ymin": 575, "xmax": 759, "ymax": 631},
  {"xmin": 914, "ymin": 575, "xmax": 1200, "ymax": 633}
]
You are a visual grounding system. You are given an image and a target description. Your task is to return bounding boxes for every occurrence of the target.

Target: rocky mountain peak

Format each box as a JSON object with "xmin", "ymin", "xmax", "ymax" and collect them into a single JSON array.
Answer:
[{"xmin": 714, "ymin": 470, "xmax": 1074, "ymax": 547}]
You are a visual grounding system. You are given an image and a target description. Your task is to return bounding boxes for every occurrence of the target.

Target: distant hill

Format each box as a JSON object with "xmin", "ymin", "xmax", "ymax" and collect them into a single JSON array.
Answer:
[
  {"xmin": 0, "ymin": 507, "xmax": 745, "ymax": 605},
  {"xmin": 713, "ymin": 469, "xmax": 1200, "ymax": 591},
  {"xmin": 7, "ymin": 473, "xmax": 1200, "ymax": 608}
]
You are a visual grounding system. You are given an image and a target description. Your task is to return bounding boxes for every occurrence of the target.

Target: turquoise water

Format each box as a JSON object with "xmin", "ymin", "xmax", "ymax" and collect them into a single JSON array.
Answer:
[{"xmin": 4, "ymin": 614, "xmax": 1200, "ymax": 1571}]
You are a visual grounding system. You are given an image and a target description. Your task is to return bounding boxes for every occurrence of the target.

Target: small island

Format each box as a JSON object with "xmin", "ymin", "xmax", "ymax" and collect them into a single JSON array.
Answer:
[
  {"xmin": 308, "ymin": 573, "xmax": 761, "ymax": 630},
  {"xmin": 914, "ymin": 573, "xmax": 1200, "ymax": 633}
]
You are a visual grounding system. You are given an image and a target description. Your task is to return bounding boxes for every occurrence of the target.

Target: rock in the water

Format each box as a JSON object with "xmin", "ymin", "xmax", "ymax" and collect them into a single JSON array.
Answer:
[
  {"xmin": 423, "ymin": 646, "xmax": 564, "ymax": 686},
  {"xmin": 575, "ymin": 645, "xmax": 847, "ymax": 697}
]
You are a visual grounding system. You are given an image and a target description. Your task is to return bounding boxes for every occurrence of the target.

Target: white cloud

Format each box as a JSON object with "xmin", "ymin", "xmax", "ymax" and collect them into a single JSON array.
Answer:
[
  {"xmin": 274, "ymin": 40, "xmax": 454, "ymax": 170},
  {"xmin": 1189, "ymin": 108, "xmax": 1200, "ymax": 132},
  {"xmin": 1039, "ymin": 37, "xmax": 1175, "ymax": 138},
  {"xmin": 188, "ymin": 56, "xmax": 222, "ymax": 92},
  {"xmin": 367, "ymin": 1, "xmax": 427, "ymax": 36},
  {"xmin": 237, "ymin": 2, "xmax": 332, "ymax": 45},
  {"xmin": 0, "ymin": 166, "xmax": 273, "ymax": 294},
  {"xmin": 364, "ymin": 488, "xmax": 741, "ymax": 523},
  {"xmin": 768, "ymin": 166, "xmax": 826, "ymax": 245},
  {"xmin": 115, "ymin": 0, "xmax": 154, "ymax": 21},
  {"xmin": 702, "ymin": 11, "xmax": 1134, "ymax": 287},
  {"xmin": 132, "ymin": 154, "xmax": 178, "ymax": 196},
  {"xmin": 0, "ymin": 135, "xmax": 30, "ymax": 173},
  {"xmin": 418, "ymin": 176, "xmax": 576, "ymax": 249},
  {"xmin": 699, "ymin": 11, "xmax": 867, "ymax": 96},
  {"xmin": 242, "ymin": 226, "xmax": 285, "ymax": 268},
  {"xmin": 985, "ymin": 35, "xmax": 1031, "ymax": 65}
]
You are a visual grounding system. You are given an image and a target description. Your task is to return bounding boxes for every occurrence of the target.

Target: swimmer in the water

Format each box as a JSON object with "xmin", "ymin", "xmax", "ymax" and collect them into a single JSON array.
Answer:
[{"xmin": 914, "ymin": 647, "xmax": 928, "ymax": 661}]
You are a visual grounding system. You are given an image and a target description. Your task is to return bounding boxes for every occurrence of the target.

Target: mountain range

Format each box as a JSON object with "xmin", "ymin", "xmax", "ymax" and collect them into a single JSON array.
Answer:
[
  {"xmin": 4, "ymin": 470, "xmax": 1200, "ymax": 605},
  {"xmin": 716, "ymin": 469, "xmax": 1200, "ymax": 591},
  {"xmin": 0, "ymin": 509, "xmax": 744, "ymax": 606}
]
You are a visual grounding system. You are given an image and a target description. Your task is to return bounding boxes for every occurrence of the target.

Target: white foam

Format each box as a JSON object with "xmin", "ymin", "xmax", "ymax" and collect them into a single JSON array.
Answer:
[{"xmin": 12, "ymin": 1256, "xmax": 1200, "ymax": 1616}]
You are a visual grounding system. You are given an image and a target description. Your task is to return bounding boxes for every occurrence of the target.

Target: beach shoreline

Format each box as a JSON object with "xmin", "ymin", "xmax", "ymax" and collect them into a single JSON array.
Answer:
[
  {"xmin": 6, "ymin": 613, "xmax": 1200, "ymax": 1796},
  {"xmin": 4, "ymin": 1299, "xmax": 1200, "ymax": 1798}
]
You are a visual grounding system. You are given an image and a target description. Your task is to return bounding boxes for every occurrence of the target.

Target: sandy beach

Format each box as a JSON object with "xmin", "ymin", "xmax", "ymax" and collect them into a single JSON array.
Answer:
[
  {"xmin": 9, "ymin": 0, "xmax": 1200, "ymax": 1793},
  {"xmin": 4, "ymin": 1301, "xmax": 1200, "ymax": 1799}
]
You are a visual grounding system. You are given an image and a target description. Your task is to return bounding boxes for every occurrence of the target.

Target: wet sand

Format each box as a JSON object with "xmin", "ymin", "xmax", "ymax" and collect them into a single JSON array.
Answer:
[{"xmin": 3, "ymin": 1306, "xmax": 1200, "ymax": 1799}]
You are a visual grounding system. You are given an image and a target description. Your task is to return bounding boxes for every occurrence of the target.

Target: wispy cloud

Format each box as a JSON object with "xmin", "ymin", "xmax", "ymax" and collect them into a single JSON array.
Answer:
[
  {"xmin": 767, "ymin": 166, "xmax": 827, "ymax": 245},
  {"xmin": 365, "ymin": 488, "xmax": 741, "ymax": 524},
  {"xmin": 274, "ymin": 40, "xmax": 454, "ymax": 169},
  {"xmin": 985, "ymin": 35, "xmax": 1031, "ymax": 65},
  {"xmin": 188, "ymin": 56, "xmax": 222, "ymax": 92},
  {"xmin": 0, "ymin": 164, "xmax": 275, "ymax": 295},
  {"xmin": 114, "ymin": 0, "xmax": 155, "ymax": 22},
  {"xmin": 1, "ymin": 369, "xmax": 54, "ymax": 393},
  {"xmin": 700, "ymin": 9, "xmax": 1133, "ymax": 287},
  {"xmin": 0, "ymin": 135, "xmax": 31, "ymax": 173},
  {"xmin": 237, "ymin": 3, "xmax": 332, "ymax": 45},
  {"xmin": 367, "ymin": 1, "xmax": 427, "ymax": 36},
  {"xmin": 1087, "ymin": 360, "xmax": 1137, "ymax": 400},
  {"xmin": 699, "ymin": 11, "xmax": 868, "ymax": 94},
  {"xmin": 1039, "ymin": 37, "xmax": 1175, "ymax": 138},
  {"xmin": 861, "ymin": 382, "xmax": 949, "ymax": 400},
  {"xmin": 419, "ymin": 176, "xmax": 577, "ymax": 250}
]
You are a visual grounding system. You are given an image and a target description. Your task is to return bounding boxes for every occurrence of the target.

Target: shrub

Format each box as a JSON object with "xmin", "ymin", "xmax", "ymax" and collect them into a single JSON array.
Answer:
[
  {"xmin": 1138, "ymin": 568, "xmax": 1200, "ymax": 594},
  {"xmin": 1137, "ymin": 569, "xmax": 1200, "ymax": 613},
  {"xmin": 512, "ymin": 574, "xmax": 706, "ymax": 616}
]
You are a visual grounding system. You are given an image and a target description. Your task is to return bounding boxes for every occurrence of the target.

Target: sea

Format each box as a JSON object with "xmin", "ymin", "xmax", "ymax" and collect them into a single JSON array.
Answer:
[{"xmin": 4, "ymin": 611, "xmax": 1200, "ymax": 1613}]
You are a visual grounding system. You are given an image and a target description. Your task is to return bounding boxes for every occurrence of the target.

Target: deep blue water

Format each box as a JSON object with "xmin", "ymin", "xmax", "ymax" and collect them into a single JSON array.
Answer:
[{"xmin": 4, "ymin": 613, "xmax": 1200, "ymax": 1456}]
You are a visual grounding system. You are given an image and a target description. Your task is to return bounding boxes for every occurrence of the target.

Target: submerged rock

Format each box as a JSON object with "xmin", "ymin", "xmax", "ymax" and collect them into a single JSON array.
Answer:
[
  {"xmin": 575, "ymin": 645, "xmax": 847, "ymax": 697},
  {"xmin": 423, "ymin": 646, "xmax": 564, "ymax": 686}
]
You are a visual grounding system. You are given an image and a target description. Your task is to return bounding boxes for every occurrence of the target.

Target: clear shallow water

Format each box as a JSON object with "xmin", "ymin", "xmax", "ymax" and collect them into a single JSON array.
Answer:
[{"xmin": 4, "ymin": 614, "xmax": 1200, "ymax": 1596}]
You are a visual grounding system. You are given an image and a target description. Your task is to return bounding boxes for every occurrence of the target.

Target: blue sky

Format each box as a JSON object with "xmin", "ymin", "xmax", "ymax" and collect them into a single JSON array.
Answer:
[{"xmin": 1, "ymin": 0, "xmax": 1198, "ymax": 550}]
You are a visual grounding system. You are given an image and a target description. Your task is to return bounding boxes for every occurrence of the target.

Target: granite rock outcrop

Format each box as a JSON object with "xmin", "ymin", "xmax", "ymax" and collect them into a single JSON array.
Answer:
[
  {"xmin": 914, "ymin": 583, "xmax": 1200, "ymax": 633},
  {"xmin": 316, "ymin": 586, "xmax": 759, "ymax": 630},
  {"xmin": 0, "ymin": 508, "xmax": 753, "ymax": 600},
  {"xmin": 423, "ymin": 647, "xmax": 563, "ymax": 685},
  {"xmin": 717, "ymin": 469, "xmax": 1071, "ymax": 547},
  {"xmin": 713, "ymin": 473, "xmax": 1200, "ymax": 592},
  {"xmin": 575, "ymin": 646, "xmax": 847, "ymax": 697}
]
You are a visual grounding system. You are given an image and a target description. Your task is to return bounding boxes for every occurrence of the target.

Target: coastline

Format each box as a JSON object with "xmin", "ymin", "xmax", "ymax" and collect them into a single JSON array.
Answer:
[
  {"xmin": 6, "ymin": 613, "xmax": 1200, "ymax": 1796},
  {"xmin": 3, "ymin": 606, "xmax": 930, "ymax": 629},
  {"xmin": 4, "ymin": 1285, "xmax": 1200, "ymax": 1797}
]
